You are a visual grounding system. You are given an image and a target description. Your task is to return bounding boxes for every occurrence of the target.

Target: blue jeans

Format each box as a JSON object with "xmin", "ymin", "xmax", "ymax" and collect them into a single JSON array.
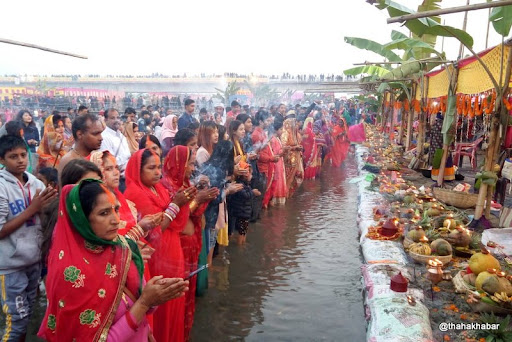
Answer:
[{"xmin": 0, "ymin": 263, "xmax": 41, "ymax": 342}]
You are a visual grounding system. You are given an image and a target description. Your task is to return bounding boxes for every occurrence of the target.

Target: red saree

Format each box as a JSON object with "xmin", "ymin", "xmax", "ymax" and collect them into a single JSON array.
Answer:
[
  {"xmin": 330, "ymin": 119, "xmax": 350, "ymax": 168},
  {"xmin": 302, "ymin": 119, "xmax": 319, "ymax": 180},
  {"xmin": 38, "ymin": 184, "xmax": 141, "ymax": 341},
  {"xmin": 124, "ymin": 149, "xmax": 187, "ymax": 342},
  {"xmin": 161, "ymin": 145, "xmax": 204, "ymax": 341}
]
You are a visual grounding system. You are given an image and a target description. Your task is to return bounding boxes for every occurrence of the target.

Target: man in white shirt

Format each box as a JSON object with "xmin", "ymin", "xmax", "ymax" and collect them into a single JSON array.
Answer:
[{"xmin": 100, "ymin": 108, "xmax": 131, "ymax": 192}]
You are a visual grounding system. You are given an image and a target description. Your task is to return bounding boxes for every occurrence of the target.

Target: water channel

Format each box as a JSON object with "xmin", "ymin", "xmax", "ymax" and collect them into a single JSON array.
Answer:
[{"xmin": 191, "ymin": 159, "xmax": 366, "ymax": 341}]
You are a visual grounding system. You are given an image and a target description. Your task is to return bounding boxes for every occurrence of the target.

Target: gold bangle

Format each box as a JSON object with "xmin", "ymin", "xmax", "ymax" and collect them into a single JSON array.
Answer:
[{"xmin": 134, "ymin": 224, "xmax": 144, "ymax": 236}]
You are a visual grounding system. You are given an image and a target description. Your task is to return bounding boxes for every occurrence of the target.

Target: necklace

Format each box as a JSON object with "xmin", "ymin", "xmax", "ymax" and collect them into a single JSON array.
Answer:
[
  {"xmin": 149, "ymin": 186, "xmax": 158, "ymax": 196},
  {"xmin": 71, "ymin": 148, "xmax": 85, "ymax": 159}
]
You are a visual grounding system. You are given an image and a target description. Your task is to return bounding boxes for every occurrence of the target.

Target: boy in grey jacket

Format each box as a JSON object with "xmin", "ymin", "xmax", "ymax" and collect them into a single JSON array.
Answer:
[{"xmin": 0, "ymin": 135, "xmax": 57, "ymax": 342}]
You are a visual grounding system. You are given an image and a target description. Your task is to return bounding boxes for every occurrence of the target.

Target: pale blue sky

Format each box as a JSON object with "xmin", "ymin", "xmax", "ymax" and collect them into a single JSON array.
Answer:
[{"xmin": 0, "ymin": 0, "xmax": 504, "ymax": 75}]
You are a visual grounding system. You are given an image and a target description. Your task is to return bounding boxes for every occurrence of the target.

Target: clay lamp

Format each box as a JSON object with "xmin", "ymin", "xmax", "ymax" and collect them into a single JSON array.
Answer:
[
  {"xmin": 381, "ymin": 219, "xmax": 399, "ymax": 237},
  {"xmin": 427, "ymin": 259, "xmax": 444, "ymax": 284},
  {"xmin": 419, "ymin": 235, "xmax": 429, "ymax": 243},
  {"xmin": 406, "ymin": 295, "xmax": 416, "ymax": 306},
  {"xmin": 506, "ymin": 275, "xmax": 512, "ymax": 282},
  {"xmin": 487, "ymin": 268, "xmax": 497, "ymax": 275},
  {"xmin": 390, "ymin": 272, "xmax": 408, "ymax": 292},
  {"xmin": 497, "ymin": 271, "xmax": 506, "ymax": 278}
]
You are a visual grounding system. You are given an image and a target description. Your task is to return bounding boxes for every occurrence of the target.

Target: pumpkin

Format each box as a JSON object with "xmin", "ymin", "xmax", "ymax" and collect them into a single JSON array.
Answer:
[
  {"xmin": 431, "ymin": 239, "xmax": 452, "ymax": 256},
  {"xmin": 469, "ymin": 249, "xmax": 501, "ymax": 275},
  {"xmin": 409, "ymin": 242, "xmax": 432, "ymax": 255},
  {"xmin": 407, "ymin": 227, "xmax": 426, "ymax": 242}
]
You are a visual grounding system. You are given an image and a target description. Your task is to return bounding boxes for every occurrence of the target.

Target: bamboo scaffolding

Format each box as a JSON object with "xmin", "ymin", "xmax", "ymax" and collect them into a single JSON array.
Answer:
[
  {"xmin": 387, "ymin": 0, "xmax": 512, "ymax": 24},
  {"xmin": 0, "ymin": 38, "xmax": 87, "ymax": 59}
]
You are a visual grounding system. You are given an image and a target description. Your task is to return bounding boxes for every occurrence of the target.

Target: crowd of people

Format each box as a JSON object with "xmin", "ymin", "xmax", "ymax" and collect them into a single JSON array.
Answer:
[
  {"xmin": 0, "ymin": 98, "xmax": 367, "ymax": 341},
  {"xmin": 2, "ymin": 72, "xmax": 360, "ymax": 82}
]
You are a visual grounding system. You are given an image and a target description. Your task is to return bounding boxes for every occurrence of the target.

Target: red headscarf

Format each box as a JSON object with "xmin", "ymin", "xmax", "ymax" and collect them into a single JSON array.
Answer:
[
  {"xmin": 124, "ymin": 149, "xmax": 170, "ymax": 217},
  {"xmin": 38, "ymin": 184, "xmax": 139, "ymax": 341},
  {"xmin": 161, "ymin": 145, "xmax": 191, "ymax": 195}
]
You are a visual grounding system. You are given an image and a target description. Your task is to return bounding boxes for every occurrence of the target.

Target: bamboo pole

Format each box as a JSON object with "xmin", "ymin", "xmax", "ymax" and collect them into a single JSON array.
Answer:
[
  {"xmin": 416, "ymin": 76, "xmax": 429, "ymax": 165},
  {"xmin": 390, "ymin": 94, "xmax": 395, "ymax": 142},
  {"xmin": 0, "ymin": 38, "xmax": 87, "ymax": 59},
  {"xmin": 475, "ymin": 45, "xmax": 512, "ymax": 220},
  {"xmin": 398, "ymin": 106, "xmax": 405, "ymax": 145},
  {"xmin": 353, "ymin": 58, "xmax": 449, "ymax": 66},
  {"xmin": 437, "ymin": 66, "xmax": 459, "ymax": 187},
  {"xmin": 405, "ymin": 84, "xmax": 417, "ymax": 151},
  {"xmin": 387, "ymin": 0, "xmax": 512, "ymax": 24},
  {"xmin": 458, "ymin": 0, "xmax": 470, "ymax": 60}
]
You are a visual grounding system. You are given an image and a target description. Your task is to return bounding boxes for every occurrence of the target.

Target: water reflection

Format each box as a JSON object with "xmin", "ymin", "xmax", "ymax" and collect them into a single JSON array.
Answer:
[{"xmin": 192, "ymin": 158, "xmax": 366, "ymax": 341}]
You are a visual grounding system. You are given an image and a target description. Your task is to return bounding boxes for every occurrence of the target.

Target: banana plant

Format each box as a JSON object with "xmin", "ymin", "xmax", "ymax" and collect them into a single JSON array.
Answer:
[{"xmin": 213, "ymin": 81, "xmax": 241, "ymax": 106}]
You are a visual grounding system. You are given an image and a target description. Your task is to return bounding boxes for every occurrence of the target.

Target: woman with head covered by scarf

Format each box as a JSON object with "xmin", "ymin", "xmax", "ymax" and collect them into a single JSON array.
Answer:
[
  {"xmin": 37, "ymin": 115, "xmax": 67, "ymax": 169},
  {"xmin": 281, "ymin": 113, "xmax": 304, "ymax": 197},
  {"xmin": 302, "ymin": 117, "xmax": 320, "ymax": 179},
  {"xmin": 38, "ymin": 179, "xmax": 189, "ymax": 342},
  {"xmin": 124, "ymin": 148, "xmax": 197, "ymax": 342},
  {"xmin": 329, "ymin": 116, "xmax": 350, "ymax": 167},
  {"xmin": 161, "ymin": 145, "xmax": 218, "ymax": 339},
  {"xmin": 159, "ymin": 115, "xmax": 178, "ymax": 157}
]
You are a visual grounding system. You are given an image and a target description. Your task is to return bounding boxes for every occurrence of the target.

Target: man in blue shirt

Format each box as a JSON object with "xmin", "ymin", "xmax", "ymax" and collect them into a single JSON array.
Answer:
[{"xmin": 178, "ymin": 99, "xmax": 198, "ymax": 130}]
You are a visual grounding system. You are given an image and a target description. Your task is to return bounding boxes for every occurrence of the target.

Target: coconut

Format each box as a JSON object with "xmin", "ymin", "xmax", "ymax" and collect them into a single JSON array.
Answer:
[
  {"xmin": 430, "ymin": 238, "xmax": 452, "ymax": 256},
  {"xmin": 443, "ymin": 218, "xmax": 457, "ymax": 230},
  {"xmin": 407, "ymin": 227, "xmax": 426, "ymax": 242},
  {"xmin": 426, "ymin": 208, "xmax": 441, "ymax": 217},
  {"xmin": 447, "ymin": 228, "xmax": 471, "ymax": 248}
]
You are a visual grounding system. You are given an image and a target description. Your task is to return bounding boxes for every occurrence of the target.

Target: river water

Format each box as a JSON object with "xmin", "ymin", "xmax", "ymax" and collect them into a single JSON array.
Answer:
[
  {"xmin": 5, "ymin": 158, "xmax": 365, "ymax": 341},
  {"xmin": 191, "ymin": 159, "xmax": 366, "ymax": 341}
]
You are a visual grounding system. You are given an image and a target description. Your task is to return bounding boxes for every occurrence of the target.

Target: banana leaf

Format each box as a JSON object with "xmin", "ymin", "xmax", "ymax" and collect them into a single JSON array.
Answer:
[
  {"xmin": 344, "ymin": 37, "xmax": 401, "ymax": 62},
  {"xmin": 375, "ymin": 0, "xmax": 474, "ymax": 48},
  {"xmin": 344, "ymin": 65, "xmax": 390, "ymax": 77},
  {"xmin": 441, "ymin": 92, "xmax": 456, "ymax": 145},
  {"xmin": 489, "ymin": 4, "xmax": 512, "ymax": 36},
  {"xmin": 391, "ymin": 30, "xmax": 408, "ymax": 40}
]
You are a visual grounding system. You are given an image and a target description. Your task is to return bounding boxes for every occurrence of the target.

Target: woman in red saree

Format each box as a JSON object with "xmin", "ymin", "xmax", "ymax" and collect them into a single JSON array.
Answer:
[
  {"xmin": 124, "ymin": 148, "xmax": 196, "ymax": 342},
  {"xmin": 161, "ymin": 146, "xmax": 218, "ymax": 340},
  {"xmin": 330, "ymin": 117, "xmax": 350, "ymax": 167},
  {"xmin": 302, "ymin": 117, "xmax": 319, "ymax": 180},
  {"xmin": 38, "ymin": 179, "xmax": 188, "ymax": 342}
]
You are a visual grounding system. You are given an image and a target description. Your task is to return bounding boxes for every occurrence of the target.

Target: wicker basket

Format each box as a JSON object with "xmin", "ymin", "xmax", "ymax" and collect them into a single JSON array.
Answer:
[
  {"xmin": 433, "ymin": 188, "xmax": 478, "ymax": 209},
  {"xmin": 403, "ymin": 236, "xmax": 415, "ymax": 249},
  {"xmin": 452, "ymin": 270, "xmax": 476, "ymax": 293},
  {"xmin": 409, "ymin": 251, "xmax": 452, "ymax": 265}
]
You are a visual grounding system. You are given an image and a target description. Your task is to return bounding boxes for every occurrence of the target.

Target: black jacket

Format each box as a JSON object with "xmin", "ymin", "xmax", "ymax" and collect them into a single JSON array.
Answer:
[
  {"xmin": 22, "ymin": 124, "xmax": 40, "ymax": 153},
  {"xmin": 228, "ymin": 182, "xmax": 253, "ymax": 220}
]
